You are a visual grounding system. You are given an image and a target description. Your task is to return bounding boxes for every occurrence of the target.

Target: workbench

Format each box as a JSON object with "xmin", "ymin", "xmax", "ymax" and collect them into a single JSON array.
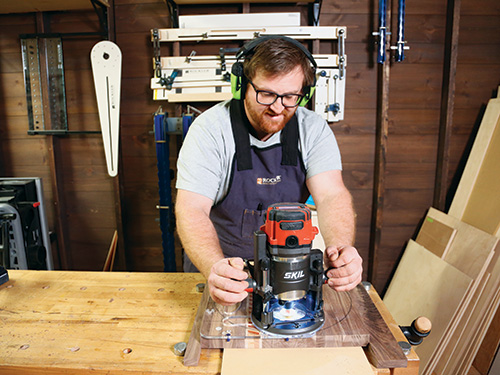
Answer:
[{"xmin": 0, "ymin": 270, "xmax": 419, "ymax": 374}]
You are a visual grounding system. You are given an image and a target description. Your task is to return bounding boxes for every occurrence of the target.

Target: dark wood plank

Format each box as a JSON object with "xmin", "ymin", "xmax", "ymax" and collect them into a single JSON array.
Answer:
[
  {"xmin": 434, "ymin": 0, "xmax": 462, "ymax": 210},
  {"xmin": 368, "ymin": 0, "xmax": 391, "ymax": 283},
  {"xmin": 360, "ymin": 284, "xmax": 408, "ymax": 368}
]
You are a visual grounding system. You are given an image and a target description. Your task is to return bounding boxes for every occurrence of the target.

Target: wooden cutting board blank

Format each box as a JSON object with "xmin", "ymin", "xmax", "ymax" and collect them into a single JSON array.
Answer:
[
  {"xmin": 196, "ymin": 283, "xmax": 407, "ymax": 369},
  {"xmin": 200, "ymin": 285, "xmax": 370, "ymax": 349},
  {"xmin": 383, "ymin": 240, "xmax": 473, "ymax": 371},
  {"xmin": 221, "ymin": 347, "xmax": 374, "ymax": 375}
]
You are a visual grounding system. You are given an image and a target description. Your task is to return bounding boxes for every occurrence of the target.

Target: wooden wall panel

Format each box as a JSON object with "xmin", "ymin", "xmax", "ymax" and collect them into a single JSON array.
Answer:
[
  {"xmin": 1, "ymin": 0, "xmax": 500, "ymax": 289},
  {"xmin": 0, "ymin": 9, "xmax": 117, "ymax": 270}
]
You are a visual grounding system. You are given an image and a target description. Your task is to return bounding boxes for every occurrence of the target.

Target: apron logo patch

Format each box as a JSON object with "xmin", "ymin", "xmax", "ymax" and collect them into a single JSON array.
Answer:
[{"xmin": 257, "ymin": 175, "xmax": 282, "ymax": 185}]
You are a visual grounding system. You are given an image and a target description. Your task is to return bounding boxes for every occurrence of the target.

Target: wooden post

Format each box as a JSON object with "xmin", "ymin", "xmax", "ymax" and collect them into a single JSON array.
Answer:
[
  {"xmin": 434, "ymin": 0, "xmax": 461, "ymax": 211},
  {"xmin": 368, "ymin": 0, "xmax": 391, "ymax": 286},
  {"xmin": 35, "ymin": 12, "xmax": 73, "ymax": 270},
  {"xmin": 106, "ymin": 0, "xmax": 129, "ymax": 271}
]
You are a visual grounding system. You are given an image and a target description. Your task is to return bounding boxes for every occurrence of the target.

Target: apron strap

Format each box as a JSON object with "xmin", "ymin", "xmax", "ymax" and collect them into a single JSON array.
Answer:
[
  {"xmin": 280, "ymin": 114, "xmax": 299, "ymax": 167},
  {"xmin": 230, "ymin": 99, "xmax": 253, "ymax": 171}
]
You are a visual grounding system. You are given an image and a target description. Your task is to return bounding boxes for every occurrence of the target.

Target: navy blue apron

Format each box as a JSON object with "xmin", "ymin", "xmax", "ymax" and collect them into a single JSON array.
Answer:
[{"xmin": 183, "ymin": 100, "xmax": 309, "ymax": 272}]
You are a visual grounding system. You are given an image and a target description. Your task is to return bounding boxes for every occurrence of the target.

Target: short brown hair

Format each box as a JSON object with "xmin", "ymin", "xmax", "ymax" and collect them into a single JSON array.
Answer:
[{"xmin": 242, "ymin": 37, "xmax": 315, "ymax": 90}]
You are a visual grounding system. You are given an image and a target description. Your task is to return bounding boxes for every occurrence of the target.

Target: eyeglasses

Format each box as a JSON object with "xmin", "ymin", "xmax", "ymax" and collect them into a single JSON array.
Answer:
[{"xmin": 248, "ymin": 80, "xmax": 304, "ymax": 108}]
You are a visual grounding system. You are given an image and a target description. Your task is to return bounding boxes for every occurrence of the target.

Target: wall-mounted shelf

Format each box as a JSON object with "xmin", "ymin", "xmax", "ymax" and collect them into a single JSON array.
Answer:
[
  {"xmin": 0, "ymin": 0, "xmax": 109, "ymax": 15},
  {"xmin": 171, "ymin": 0, "xmax": 314, "ymax": 3}
]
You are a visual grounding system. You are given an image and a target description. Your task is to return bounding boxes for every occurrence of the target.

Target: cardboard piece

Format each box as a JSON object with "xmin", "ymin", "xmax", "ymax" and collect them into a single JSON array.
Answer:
[{"xmin": 221, "ymin": 347, "xmax": 374, "ymax": 375}]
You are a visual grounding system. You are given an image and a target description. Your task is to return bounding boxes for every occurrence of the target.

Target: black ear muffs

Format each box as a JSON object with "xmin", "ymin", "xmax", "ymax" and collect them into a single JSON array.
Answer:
[
  {"xmin": 230, "ymin": 36, "xmax": 317, "ymax": 105},
  {"xmin": 231, "ymin": 61, "xmax": 244, "ymax": 100}
]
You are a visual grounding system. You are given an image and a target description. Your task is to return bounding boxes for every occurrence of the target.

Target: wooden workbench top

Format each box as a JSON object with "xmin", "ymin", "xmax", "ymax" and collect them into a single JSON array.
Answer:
[
  {"xmin": 0, "ymin": 270, "xmax": 220, "ymax": 375},
  {"xmin": 0, "ymin": 270, "xmax": 418, "ymax": 375}
]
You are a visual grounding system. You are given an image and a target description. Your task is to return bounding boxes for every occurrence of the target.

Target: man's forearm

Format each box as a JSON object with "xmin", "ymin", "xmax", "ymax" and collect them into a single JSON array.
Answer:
[
  {"xmin": 315, "ymin": 187, "xmax": 356, "ymax": 248},
  {"xmin": 175, "ymin": 193, "xmax": 224, "ymax": 278}
]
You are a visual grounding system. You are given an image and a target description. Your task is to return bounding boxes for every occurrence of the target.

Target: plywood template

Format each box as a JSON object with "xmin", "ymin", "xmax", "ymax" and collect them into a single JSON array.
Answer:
[
  {"xmin": 416, "ymin": 215, "xmax": 456, "ymax": 258},
  {"xmin": 449, "ymin": 93, "xmax": 500, "ymax": 237},
  {"xmin": 383, "ymin": 240, "xmax": 473, "ymax": 372},
  {"xmin": 190, "ymin": 284, "xmax": 407, "ymax": 369},
  {"xmin": 221, "ymin": 347, "xmax": 375, "ymax": 375}
]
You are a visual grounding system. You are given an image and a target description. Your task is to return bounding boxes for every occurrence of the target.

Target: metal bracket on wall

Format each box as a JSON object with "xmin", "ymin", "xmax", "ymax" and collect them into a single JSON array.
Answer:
[
  {"xmin": 20, "ymin": 36, "xmax": 102, "ymax": 136},
  {"xmin": 21, "ymin": 37, "xmax": 68, "ymax": 135},
  {"xmin": 90, "ymin": 0, "xmax": 109, "ymax": 36}
]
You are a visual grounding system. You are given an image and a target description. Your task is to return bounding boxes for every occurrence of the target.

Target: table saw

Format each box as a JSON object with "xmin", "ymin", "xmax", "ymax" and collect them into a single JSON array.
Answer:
[{"xmin": 0, "ymin": 270, "xmax": 419, "ymax": 374}]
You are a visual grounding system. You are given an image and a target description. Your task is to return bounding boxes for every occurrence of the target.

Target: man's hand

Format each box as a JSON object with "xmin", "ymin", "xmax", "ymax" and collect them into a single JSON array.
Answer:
[
  {"xmin": 324, "ymin": 246, "xmax": 362, "ymax": 292},
  {"xmin": 207, "ymin": 257, "xmax": 249, "ymax": 306}
]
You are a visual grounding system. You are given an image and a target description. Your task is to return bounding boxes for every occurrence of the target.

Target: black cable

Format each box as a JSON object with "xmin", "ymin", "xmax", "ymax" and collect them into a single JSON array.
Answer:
[
  {"xmin": 322, "ymin": 291, "xmax": 353, "ymax": 330},
  {"xmin": 165, "ymin": 0, "xmax": 179, "ymax": 29}
]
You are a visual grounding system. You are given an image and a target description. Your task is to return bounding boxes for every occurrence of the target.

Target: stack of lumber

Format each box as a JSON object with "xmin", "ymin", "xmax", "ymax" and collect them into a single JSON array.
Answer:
[{"xmin": 383, "ymin": 88, "xmax": 500, "ymax": 375}]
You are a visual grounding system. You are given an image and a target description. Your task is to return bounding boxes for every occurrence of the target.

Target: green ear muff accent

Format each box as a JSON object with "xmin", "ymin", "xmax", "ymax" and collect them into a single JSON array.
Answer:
[
  {"xmin": 231, "ymin": 62, "xmax": 244, "ymax": 100},
  {"xmin": 231, "ymin": 73, "xmax": 241, "ymax": 100},
  {"xmin": 299, "ymin": 86, "xmax": 316, "ymax": 107}
]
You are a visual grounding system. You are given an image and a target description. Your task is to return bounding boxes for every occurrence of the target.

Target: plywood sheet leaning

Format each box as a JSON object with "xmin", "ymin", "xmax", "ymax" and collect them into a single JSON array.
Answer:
[
  {"xmin": 419, "ymin": 209, "xmax": 499, "ymax": 375},
  {"xmin": 443, "ymin": 250, "xmax": 500, "ymax": 375},
  {"xmin": 421, "ymin": 208, "xmax": 498, "ymax": 280},
  {"xmin": 221, "ymin": 347, "xmax": 374, "ymax": 375},
  {"xmin": 383, "ymin": 240, "xmax": 473, "ymax": 372},
  {"xmin": 448, "ymin": 90, "xmax": 500, "ymax": 237},
  {"xmin": 473, "ymin": 300, "xmax": 500, "ymax": 374}
]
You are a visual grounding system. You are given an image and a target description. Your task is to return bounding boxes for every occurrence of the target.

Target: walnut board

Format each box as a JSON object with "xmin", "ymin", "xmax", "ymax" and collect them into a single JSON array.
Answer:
[
  {"xmin": 197, "ymin": 284, "xmax": 407, "ymax": 369},
  {"xmin": 221, "ymin": 347, "xmax": 374, "ymax": 375}
]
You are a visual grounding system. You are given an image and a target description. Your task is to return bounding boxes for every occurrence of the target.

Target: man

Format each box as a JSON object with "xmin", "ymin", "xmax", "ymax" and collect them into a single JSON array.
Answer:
[{"xmin": 175, "ymin": 36, "xmax": 362, "ymax": 306}]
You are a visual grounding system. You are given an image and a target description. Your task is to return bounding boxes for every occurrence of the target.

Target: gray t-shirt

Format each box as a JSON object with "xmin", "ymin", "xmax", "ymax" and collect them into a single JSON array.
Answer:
[{"xmin": 176, "ymin": 100, "xmax": 342, "ymax": 205}]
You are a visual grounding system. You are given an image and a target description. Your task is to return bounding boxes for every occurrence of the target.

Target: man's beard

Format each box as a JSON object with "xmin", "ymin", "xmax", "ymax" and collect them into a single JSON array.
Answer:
[{"xmin": 245, "ymin": 100, "xmax": 295, "ymax": 140}]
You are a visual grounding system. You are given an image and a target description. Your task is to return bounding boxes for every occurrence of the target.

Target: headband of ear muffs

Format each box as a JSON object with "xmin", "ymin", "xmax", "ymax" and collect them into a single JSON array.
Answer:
[{"xmin": 230, "ymin": 35, "xmax": 317, "ymax": 107}]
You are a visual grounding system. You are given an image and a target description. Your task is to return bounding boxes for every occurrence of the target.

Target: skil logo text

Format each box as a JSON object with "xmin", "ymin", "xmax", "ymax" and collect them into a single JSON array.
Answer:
[{"xmin": 283, "ymin": 271, "xmax": 305, "ymax": 280}]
